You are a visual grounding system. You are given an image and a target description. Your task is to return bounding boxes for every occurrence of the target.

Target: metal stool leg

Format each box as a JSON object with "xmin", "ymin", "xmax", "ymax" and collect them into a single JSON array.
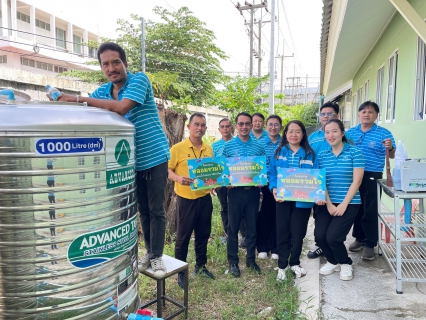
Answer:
[
  {"xmin": 184, "ymin": 267, "xmax": 188, "ymax": 318},
  {"xmin": 162, "ymin": 276, "xmax": 166, "ymax": 308},
  {"xmin": 157, "ymin": 279, "xmax": 162, "ymax": 318}
]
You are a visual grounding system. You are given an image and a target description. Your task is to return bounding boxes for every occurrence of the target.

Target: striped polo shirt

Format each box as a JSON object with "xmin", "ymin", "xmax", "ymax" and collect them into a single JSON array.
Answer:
[
  {"xmin": 345, "ymin": 124, "xmax": 395, "ymax": 172},
  {"xmin": 262, "ymin": 135, "xmax": 281, "ymax": 165},
  {"xmin": 212, "ymin": 137, "xmax": 234, "ymax": 157},
  {"xmin": 91, "ymin": 72, "xmax": 170, "ymax": 171},
  {"xmin": 250, "ymin": 130, "xmax": 268, "ymax": 145},
  {"xmin": 318, "ymin": 143, "xmax": 365, "ymax": 204},
  {"xmin": 222, "ymin": 136, "xmax": 266, "ymax": 157},
  {"xmin": 309, "ymin": 127, "xmax": 354, "ymax": 155},
  {"xmin": 268, "ymin": 145, "xmax": 318, "ymax": 191}
]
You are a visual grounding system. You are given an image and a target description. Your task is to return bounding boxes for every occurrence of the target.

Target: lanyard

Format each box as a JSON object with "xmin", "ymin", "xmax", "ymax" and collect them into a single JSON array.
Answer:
[{"xmin": 191, "ymin": 147, "xmax": 203, "ymax": 159}]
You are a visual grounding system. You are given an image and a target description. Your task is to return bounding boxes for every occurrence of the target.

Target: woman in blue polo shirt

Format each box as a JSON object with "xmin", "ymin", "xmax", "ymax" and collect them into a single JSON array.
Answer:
[
  {"xmin": 269, "ymin": 120, "xmax": 320, "ymax": 281},
  {"xmin": 316, "ymin": 119, "xmax": 364, "ymax": 281}
]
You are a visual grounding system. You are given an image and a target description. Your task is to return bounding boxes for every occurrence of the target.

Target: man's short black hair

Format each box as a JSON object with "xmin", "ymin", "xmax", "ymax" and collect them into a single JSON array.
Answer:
[
  {"xmin": 189, "ymin": 113, "xmax": 206, "ymax": 123},
  {"xmin": 235, "ymin": 112, "xmax": 252, "ymax": 123},
  {"xmin": 97, "ymin": 42, "xmax": 127, "ymax": 64},
  {"xmin": 219, "ymin": 118, "xmax": 232, "ymax": 126},
  {"xmin": 359, "ymin": 100, "xmax": 380, "ymax": 113},
  {"xmin": 252, "ymin": 112, "xmax": 265, "ymax": 120},
  {"xmin": 320, "ymin": 101, "xmax": 339, "ymax": 114}
]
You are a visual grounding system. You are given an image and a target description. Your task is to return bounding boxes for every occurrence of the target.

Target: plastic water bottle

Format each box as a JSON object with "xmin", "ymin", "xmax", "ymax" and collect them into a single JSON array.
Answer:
[
  {"xmin": 45, "ymin": 85, "xmax": 62, "ymax": 101},
  {"xmin": 392, "ymin": 140, "xmax": 407, "ymax": 191}
]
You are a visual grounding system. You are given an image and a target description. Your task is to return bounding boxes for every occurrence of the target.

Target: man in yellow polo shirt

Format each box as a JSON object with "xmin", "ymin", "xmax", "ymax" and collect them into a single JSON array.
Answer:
[{"xmin": 168, "ymin": 113, "xmax": 214, "ymax": 289}]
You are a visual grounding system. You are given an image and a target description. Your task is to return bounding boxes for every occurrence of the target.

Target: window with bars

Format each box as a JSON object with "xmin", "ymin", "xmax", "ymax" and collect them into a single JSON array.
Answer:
[
  {"xmin": 0, "ymin": 55, "xmax": 7, "ymax": 64},
  {"xmin": 56, "ymin": 27, "xmax": 66, "ymax": 49},
  {"xmin": 80, "ymin": 189, "xmax": 86, "ymax": 194},
  {"xmin": 94, "ymin": 171, "xmax": 100, "ymax": 179},
  {"xmin": 79, "ymin": 173, "xmax": 85, "ymax": 180},
  {"xmin": 35, "ymin": 19, "xmax": 50, "ymax": 31},
  {"xmin": 376, "ymin": 66, "xmax": 384, "ymax": 122},
  {"xmin": 415, "ymin": 36, "xmax": 426, "ymax": 120},
  {"xmin": 93, "ymin": 156, "xmax": 100, "ymax": 164},
  {"xmin": 386, "ymin": 51, "xmax": 398, "ymax": 122},
  {"xmin": 78, "ymin": 157, "xmax": 85, "ymax": 165}
]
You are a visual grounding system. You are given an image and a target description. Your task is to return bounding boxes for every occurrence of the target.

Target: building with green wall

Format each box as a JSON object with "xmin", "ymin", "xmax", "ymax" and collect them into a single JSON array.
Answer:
[{"xmin": 320, "ymin": 0, "xmax": 426, "ymax": 209}]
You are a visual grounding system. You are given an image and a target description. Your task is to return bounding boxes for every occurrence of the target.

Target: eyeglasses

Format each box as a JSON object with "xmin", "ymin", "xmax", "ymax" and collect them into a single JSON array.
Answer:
[
  {"xmin": 319, "ymin": 112, "xmax": 336, "ymax": 118},
  {"xmin": 237, "ymin": 121, "xmax": 252, "ymax": 127},
  {"xmin": 356, "ymin": 133, "xmax": 366, "ymax": 146},
  {"xmin": 219, "ymin": 125, "xmax": 232, "ymax": 129},
  {"xmin": 267, "ymin": 123, "xmax": 281, "ymax": 128}
]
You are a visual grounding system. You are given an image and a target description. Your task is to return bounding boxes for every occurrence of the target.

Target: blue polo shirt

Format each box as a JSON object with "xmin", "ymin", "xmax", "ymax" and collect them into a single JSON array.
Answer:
[
  {"xmin": 250, "ymin": 130, "xmax": 268, "ymax": 145},
  {"xmin": 222, "ymin": 136, "xmax": 266, "ymax": 157},
  {"xmin": 345, "ymin": 124, "xmax": 395, "ymax": 173},
  {"xmin": 212, "ymin": 137, "xmax": 234, "ymax": 157},
  {"xmin": 262, "ymin": 135, "xmax": 281, "ymax": 165},
  {"xmin": 90, "ymin": 72, "xmax": 170, "ymax": 171},
  {"xmin": 309, "ymin": 128, "xmax": 354, "ymax": 156},
  {"xmin": 268, "ymin": 145, "xmax": 318, "ymax": 208},
  {"xmin": 318, "ymin": 143, "xmax": 365, "ymax": 204}
]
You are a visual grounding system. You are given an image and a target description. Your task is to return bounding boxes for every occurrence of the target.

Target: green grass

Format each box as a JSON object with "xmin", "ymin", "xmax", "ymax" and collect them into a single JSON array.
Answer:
[{"xmin": 138, "ymin": 197, "xmax": 306, "ymax": 319}]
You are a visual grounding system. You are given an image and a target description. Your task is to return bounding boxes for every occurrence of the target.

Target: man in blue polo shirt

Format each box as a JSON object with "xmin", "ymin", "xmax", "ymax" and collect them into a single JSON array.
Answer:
[
  {"xmin": 346, "ymin": 101, "xmax": 395, "ymax": 261},
  {"xmin": 222, "ymin": 112, "xmax": 266, "ymax": 277},
  {"xmin": 57, "ymin": 42, "xmax": 170, "ymax": 277},
  {"xmin": 307, "ymin": 101, "xmax": 340, "ymax": 259},
  {"xmin": 212, "ymin": 118, "xmax": 234, "ymax": 240}
]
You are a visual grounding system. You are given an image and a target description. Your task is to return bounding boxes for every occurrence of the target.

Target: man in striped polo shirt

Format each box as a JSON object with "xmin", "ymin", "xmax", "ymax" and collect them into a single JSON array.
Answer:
[
  {"xmin": 346, "ymin": 101, "xmax": 395, "ymax": 261},
  {"xmin": 57, "ymin": 42, "xmax": 170, "ymax": 277},
  {"xmin": 222, "ymin": 112, "xmax": 266, "ymax": 277},
  {"xmin": 307, "ymin": 101, "xmax": 340, "ymax": 259},
  {"xmin": 212, "ymin": 118, "xmax": 234, "ymax": 241}
]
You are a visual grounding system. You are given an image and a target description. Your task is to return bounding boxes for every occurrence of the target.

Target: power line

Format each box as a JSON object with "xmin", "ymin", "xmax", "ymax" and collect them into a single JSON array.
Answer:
[{"xmin": 162, "ymin": 0, "xmax": 176, "ymax": 11}]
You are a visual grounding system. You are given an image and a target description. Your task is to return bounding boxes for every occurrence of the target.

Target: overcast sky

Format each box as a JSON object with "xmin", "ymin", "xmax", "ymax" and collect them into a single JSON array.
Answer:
[{"xmin": 26, "ymin": 0, "xmax": 322, "ymax": 88}]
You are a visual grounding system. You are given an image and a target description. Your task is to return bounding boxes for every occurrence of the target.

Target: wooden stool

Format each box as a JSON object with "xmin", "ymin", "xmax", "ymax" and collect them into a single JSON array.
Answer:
[{"xmin": 140, "ymin": 254, "xmax": 188, "ymax": 319}]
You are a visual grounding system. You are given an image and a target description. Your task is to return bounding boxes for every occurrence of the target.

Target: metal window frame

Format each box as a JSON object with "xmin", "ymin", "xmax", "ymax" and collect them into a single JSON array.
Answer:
[{"xmin": 386, "ymin": 50, "xmax": 399, "ymax": 123}]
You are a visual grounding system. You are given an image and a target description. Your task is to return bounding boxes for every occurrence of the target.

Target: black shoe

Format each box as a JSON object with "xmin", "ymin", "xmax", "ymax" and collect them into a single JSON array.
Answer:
[
  {"xmin": 307, "ymin": 246, "xmax": 324, "ymax": 259},
  {"xmin": 194, "ymin": 265, "xmax": 215, "ymax": 279},
  {"xmin": 177, "ymin": 272, "xmax": 185, "ymax": 290},
  {"xmin": 229, "ymin": 263, "xmax": 241, "ymax": 277},
  {"xmin": 238, "ymin": 237, "xmax": 247, "ymax": 248},
  {"xmin": 246, "ymin": 261, "xmax": 261, "ymax": 274}
]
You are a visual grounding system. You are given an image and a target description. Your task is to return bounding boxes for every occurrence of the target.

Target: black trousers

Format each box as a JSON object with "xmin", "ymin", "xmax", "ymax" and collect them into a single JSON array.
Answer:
[
  {"xmin": 256, "ymin": 186, "xmax": 277, "ymax": 253},
  {"xmin": 137, "ymin": 161, "xmax": 168, "ymax": 259},
  {"xmin": 49, "ymin": 210, "xmax": 55, "ymax": 220},
  {"xmin": 175, "ymin": 194, "xmax": 213, "ymax": 266},
  {"xmin": 227, "ymin": 187, "xmax": 260, "ymax": 264},
  {"xmin": 352, "ymin": 172, "xmax": 382, "ymax": 248},
  {"xmin": 47, "ymin": 164, "xmax": 53, "ymax": 169},
  {"xmin": 47, "ymin": 180, "xmax": 54, "ymax": 187},
  {"xmin": 216, "ymin": 187, "xmax": 229, "ymax": 235},
  {"xmin": 276, "ymin": 201, "xmax": 311, "ymax": 269},
  {"xmin": 48, "ymin": 196, "xmax": 55, "ymax": 203},
  {"xmin": 315, "ymin": 204, "xmax": 360, "ymax": 265}
]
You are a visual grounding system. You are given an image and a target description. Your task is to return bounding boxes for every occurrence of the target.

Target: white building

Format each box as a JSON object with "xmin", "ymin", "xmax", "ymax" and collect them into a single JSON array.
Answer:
[{"xmin": 0, "ymin": 0, "xmax": 99, "ymax": 77}]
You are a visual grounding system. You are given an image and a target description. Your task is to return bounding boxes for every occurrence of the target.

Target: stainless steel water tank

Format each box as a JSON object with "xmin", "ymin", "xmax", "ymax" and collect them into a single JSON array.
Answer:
[{"xmin": 0, "ymin": 102, "xmax": 139, "ymax": 319}]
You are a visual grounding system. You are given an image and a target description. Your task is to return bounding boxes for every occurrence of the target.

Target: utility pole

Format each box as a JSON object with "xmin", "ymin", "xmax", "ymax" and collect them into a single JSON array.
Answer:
[
  {"xmin": 236, "ymin": 1, "xmax": 268, "ymax": 77},
  {"xmin": 304, "ymin": 74, "xmax": 308, "ymax": 104},
  {"xmin": 141, "ymin": 17, "xmax": 146, "ymax": 72},
  {"xmin": 275, "ymin": 45, "xmax": 293, "ymax": 104},
  {"xmin": 268, "ymin": 0, "xmax": 275, "ymax": 115}
]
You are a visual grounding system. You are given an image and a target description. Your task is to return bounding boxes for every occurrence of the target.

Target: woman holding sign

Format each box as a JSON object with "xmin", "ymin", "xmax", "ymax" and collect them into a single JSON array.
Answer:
[
  {"xmin": 269, "ymin": 120, "xmax": 320, "ymax": 281},
  {"xmin": 316, "ymin": 119, "xmax": 364, "ymax": 281}
]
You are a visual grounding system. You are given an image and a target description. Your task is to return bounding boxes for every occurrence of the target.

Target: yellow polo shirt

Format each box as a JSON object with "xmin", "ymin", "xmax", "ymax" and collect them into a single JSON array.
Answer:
[{"xmin": 168, "ymin": 138, "xmax": 213, "ymax": 199}]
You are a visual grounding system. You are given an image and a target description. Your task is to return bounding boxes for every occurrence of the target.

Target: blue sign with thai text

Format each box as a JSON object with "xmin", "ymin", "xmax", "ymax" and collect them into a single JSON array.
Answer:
[{"xmin": 35, "ymin": 137, "xmax": 104, "ymax": 155}]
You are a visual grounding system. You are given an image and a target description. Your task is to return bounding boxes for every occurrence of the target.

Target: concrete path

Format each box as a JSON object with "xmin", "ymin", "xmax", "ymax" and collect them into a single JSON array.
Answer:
[{"xmin": 298, "ymin": 213, "xmax": 426, "ymax": 320}]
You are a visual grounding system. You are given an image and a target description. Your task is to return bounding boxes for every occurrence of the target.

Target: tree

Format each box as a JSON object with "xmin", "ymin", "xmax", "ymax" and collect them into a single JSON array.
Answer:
[
  {"xmin": 115, "ymin": 7, "xmax": 227, "ymax": 105},
  {"xmin": 213, "ymin": 75, "xmax": 270, "ymax": 120}
]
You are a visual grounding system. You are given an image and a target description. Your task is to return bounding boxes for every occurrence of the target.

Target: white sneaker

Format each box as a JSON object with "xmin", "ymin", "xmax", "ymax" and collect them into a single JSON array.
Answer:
[
  {"xmin": 319, "ymin": 262, "xmax": 340, "ymax": 275},
  {"xmin": 271, "ymin": 253, "xmax": 279, "ymax": 260},
  {"xmin": 138, "ymin": 253, "xmax": 150, "ymax": 272},
  {"xmin": 340, "ymin": 264, "xmax": 353, "ymax": 281},
  {"xmin": 276, "ymin": 267, "xmax": 287, "ymax": 281},
  {"xmin": 151, "ymin": 257, "xmax": 167, "ymax": 278},
  {"xmin": 291, "ymin": 265, "xmax": 307, "ymax": 278},
  {"xmin": 258, "ymin": 252, "xmax": 268, "ymax": 259}
]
